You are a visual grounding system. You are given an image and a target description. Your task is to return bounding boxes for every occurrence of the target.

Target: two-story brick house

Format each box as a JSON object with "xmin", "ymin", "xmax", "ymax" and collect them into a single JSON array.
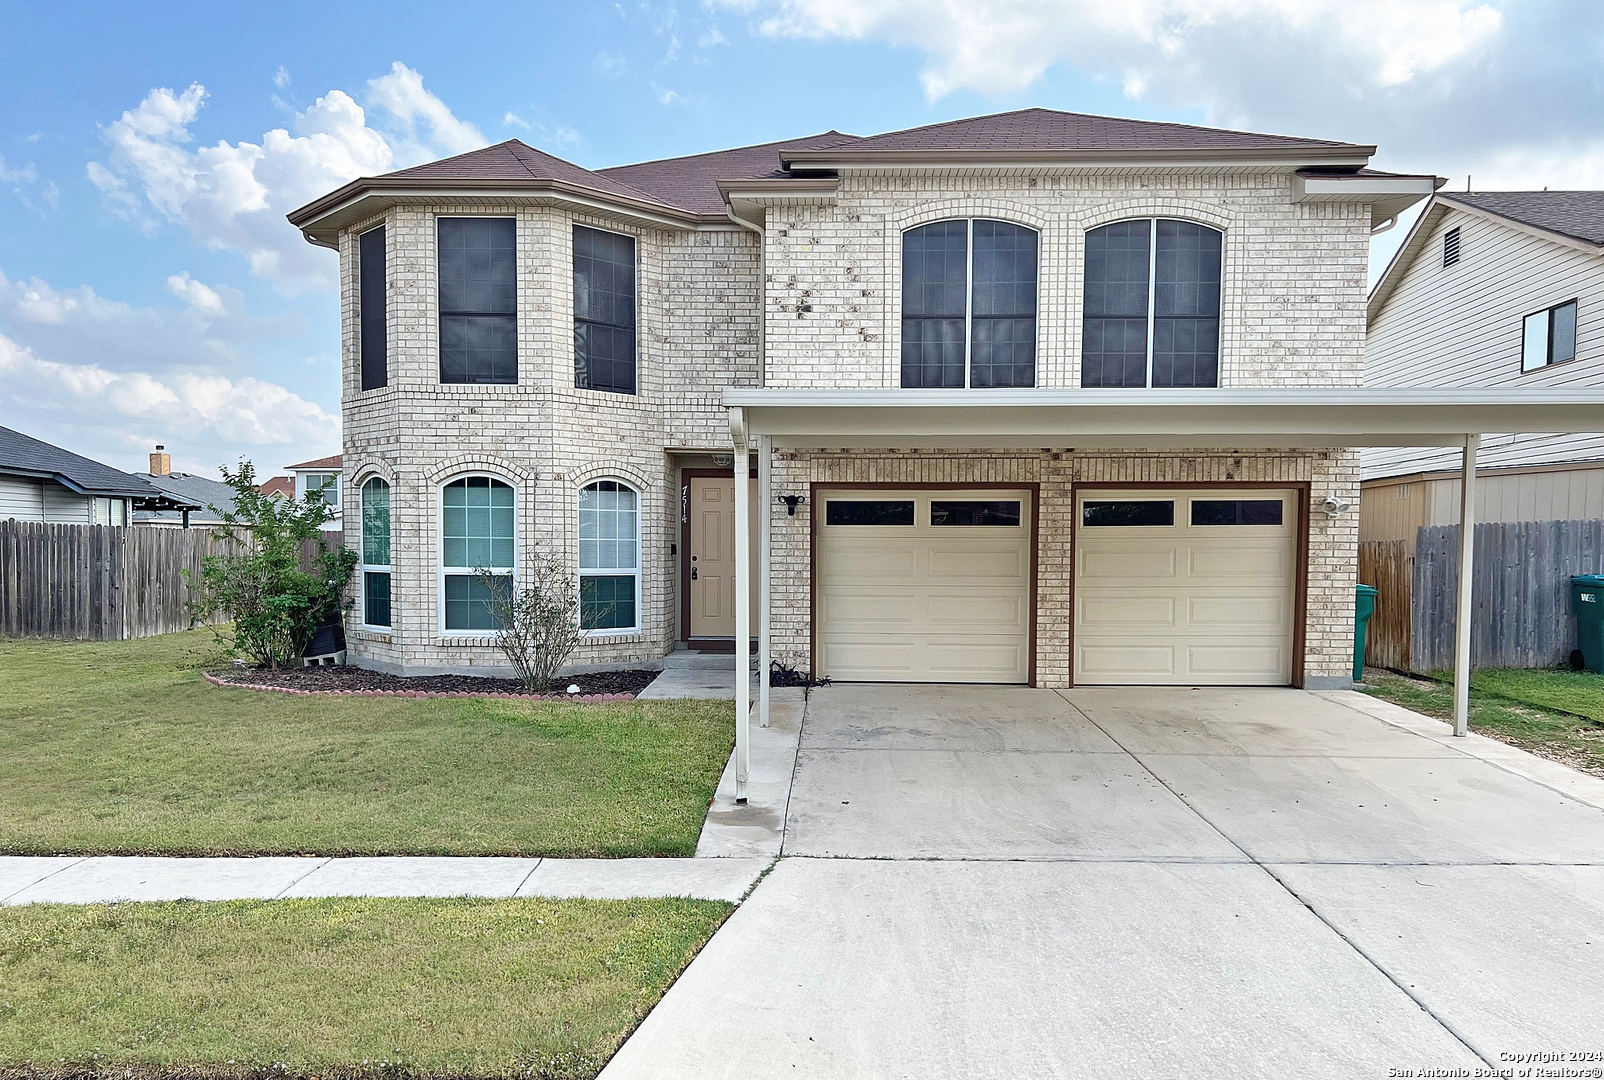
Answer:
[{"xmin": 288, "ymin": 108, "xmax": 1456, "ymax": 693}]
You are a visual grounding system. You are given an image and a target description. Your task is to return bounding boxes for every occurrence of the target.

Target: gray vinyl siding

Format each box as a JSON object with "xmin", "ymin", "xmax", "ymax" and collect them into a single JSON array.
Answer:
[
  {"xmin": 0, "ymin": 475, "xmax": 45, "ymax": 520},
  {"xmin": 40, "ymin": 482, "xmax": 92, "ymax": 524}
]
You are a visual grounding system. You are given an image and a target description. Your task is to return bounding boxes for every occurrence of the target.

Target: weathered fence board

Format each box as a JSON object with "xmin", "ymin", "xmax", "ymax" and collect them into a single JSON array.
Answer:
[
  {"xmin": 1412, "ymin": 518, "xmax": 1604, "ymax": 671},
  {"xmin": 0, "ymin": 521, "xmax": 251, "ymax": 641},
  {"xmin": 1358, "ymin": 539, "xmax": 1411, "ymax": 671}
]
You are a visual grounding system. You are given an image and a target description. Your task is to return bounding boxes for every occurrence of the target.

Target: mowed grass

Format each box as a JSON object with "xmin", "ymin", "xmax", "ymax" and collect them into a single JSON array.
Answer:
[
  {"xmin": 0, "ymin": 631, "xmax": 732, "ymax": 857},
  {"xmin": 0, "ymin": 896, "xmax": 732, "ymax": 1079},
  {"xmin": 1360, "ymin": 666, "xmax": 1604, "ymax": 778}
]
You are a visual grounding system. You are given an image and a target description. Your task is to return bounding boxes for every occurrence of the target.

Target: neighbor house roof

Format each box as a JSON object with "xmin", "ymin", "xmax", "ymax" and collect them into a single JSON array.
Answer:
[
  {"xmin": 258, "ymin": 475, "xmax": 295, "ymax": 499},
  {"xmin": 288, "ymin": 107, "xmax": 1395, "ymax": 243},
  {"xmin": 131, "ymin": 471, "xmax": 237, "ymax": 523},
  {"xmin": 286, "ymin": 454, "xmax": 342, "ymax": 471},
  {"xmin": 1440, "ymin": 191, "xmax": 1604, "ymax": 248},
  {"xmin": 0, "ymin": 425, "xmax": 195, "ymax": 507}
]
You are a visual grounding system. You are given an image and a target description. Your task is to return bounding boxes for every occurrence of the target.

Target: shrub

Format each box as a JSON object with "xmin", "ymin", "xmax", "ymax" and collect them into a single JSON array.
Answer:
[
  {"xmin": 190, "ymin": 461, "xmax": 358, "ymax": 668},
  {"xmin": 475, "ymin": 550, "xmax": 588, "ymax": 692}
]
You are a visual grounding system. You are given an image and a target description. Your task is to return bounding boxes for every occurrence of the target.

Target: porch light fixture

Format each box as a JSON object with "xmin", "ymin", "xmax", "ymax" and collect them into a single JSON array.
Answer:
[
  {"xmin": 1322, "ymin": 494, "xmax": 1353, "ymax": 518},
  {"xmin": 778, "ymin": 494, "xmax": 807, "ymax": 516}
]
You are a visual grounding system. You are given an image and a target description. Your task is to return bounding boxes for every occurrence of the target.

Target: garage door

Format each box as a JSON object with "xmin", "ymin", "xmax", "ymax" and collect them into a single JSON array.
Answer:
[
  {"xmin": 1075, "ymin": 489, "xmax": 1297, "ymax": 685},
  {"xmin": 817, "ymin": 489, "xmax": 1032, "ymax": 683}
]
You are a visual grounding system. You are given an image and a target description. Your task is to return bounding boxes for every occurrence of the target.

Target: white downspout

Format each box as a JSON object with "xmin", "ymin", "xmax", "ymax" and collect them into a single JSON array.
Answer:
[
  {"xmin": 728, "ymin": 205, "xmax": 770, "ymax": 729},
  {"xmin": 1452, "ymin": 433, "xmax": 1480, "ymax": 737},
  {"xmin": 730, "ymin": 407, "xmax": 752, "ymax": 803}
]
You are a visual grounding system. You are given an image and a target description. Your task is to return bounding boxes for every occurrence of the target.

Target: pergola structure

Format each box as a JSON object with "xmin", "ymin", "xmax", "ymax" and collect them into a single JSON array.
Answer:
[{"xmin": 721, "ymin": 387, "xmax": 1604, "ymax": 801}]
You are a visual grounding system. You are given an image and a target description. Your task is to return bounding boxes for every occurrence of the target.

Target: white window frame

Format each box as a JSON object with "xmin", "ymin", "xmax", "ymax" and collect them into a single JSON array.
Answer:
[
  {"xmin": 358, "ymin": 476, "xmax": 392, "ymax": 630},
  {"xmin": 300, "ymin": 471, "xmax": 341, "ymax": 511},
  {"xmin": 899, "ymin": 217, "xmax": 1041, "ymax": 390},
  {"xmin": 438, "ymin": 473, "xmax": 518, "ymax": 636},
  {"xmin": 578, "ymin": 478, "xmax": 642, "ymax": 636}
]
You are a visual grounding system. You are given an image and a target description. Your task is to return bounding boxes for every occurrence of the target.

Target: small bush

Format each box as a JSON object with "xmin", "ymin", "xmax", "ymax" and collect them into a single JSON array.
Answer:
[
  {"xmin": 189, "ymin": 461, "xmax": 357, "ymax": 668},
  {"xmin": 475, "ymin": 550, "xmax": 587, "ymax": 692}
]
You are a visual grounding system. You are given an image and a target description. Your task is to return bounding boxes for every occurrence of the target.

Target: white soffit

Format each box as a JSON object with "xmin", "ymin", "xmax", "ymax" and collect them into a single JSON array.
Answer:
[{"xmin": 724, "ymin": 388, "xmax": 1604, "ymax": 451}]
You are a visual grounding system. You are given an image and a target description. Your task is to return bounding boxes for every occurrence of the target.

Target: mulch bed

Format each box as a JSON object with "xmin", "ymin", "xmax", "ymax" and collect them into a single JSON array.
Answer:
[{"xmin": 205, "ymin": 664, "xmax": 659, "ymax": 702}]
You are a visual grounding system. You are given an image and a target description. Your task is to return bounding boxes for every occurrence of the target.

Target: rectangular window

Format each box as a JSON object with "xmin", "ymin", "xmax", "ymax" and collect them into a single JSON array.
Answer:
[
  {"xmin": 1083, "ymin": 219, "xmax": 1221, "ymax": 388},
  {"xmin": 931, "ymin": 500, "xmax": 1022, "ymax": 526},
  {"xmin": 438, "ymin": 218, "xmax": 517, "ymax": 384},
  {"xmin": 1081, "ymin": 501, "xmax": 1175, "ymax": 527},
  {"xmin": 826, "ymin": 500, "xmax": 915, "ymax": 526},
  {"xmin": 303, "ymin": 472, "xmax": 339, "ymax": 509},
  {"xmin": 363, "ymin": 571, "xmax": 391, "ymax": 627},
  {"xmin": 578, "ymin": 480, "xmax": 639, "ymax": 633},
  {"xmin": 581, "ymin": 575, "xmax": 636, "ymax": 631},
  {"xmin": 359, "ymin": 225, "xmax": 387, "ymax": 390},
  {"xmin": 444, "ymin": 574, "xmax": 506, "ymax": 631},
  {"xmin": 442, "ymin": 477, "xmax": 515, "ymax": 632},
  {"xmin": 1190, "ymin": 499, "xmax": 1284, "ymax": 526},
  {"xmin": 574, "ymin": 226, "xmax": 637, "ymax": 395},
  {"xmin": 901, "ymin": 219, "xmax": 1037, "ymax": 389},
  {"xmin": 1523, "ymin": 299, "xmax": 1579, "ymax": 372}
]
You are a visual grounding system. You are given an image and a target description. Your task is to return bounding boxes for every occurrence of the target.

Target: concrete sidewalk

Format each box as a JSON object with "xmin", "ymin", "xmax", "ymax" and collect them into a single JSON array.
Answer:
[{"xmin": 0, "ymin": 855, "xmax": 770, "ymax": 905}]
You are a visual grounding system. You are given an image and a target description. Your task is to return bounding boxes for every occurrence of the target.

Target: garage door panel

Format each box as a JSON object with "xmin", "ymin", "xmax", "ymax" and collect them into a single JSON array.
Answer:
[
  {"xmin": 1077, "ymin": 548, "xmax": 1177, "ymax": 581},
  {"xmin": 1076, "ymin": 488, "xmax": 1296, "ymax": 686},
  {"xmin": 818, "ymin": 488, "xmax": 1031, "ymax": 684}
]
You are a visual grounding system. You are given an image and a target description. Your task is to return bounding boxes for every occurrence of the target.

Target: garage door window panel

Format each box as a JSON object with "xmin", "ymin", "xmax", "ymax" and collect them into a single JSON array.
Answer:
[
  {"xmin": 826, "ymin": 500, "xmax": 915, "ymax": 526},
  {"xmin": 931, "ymin": 500, "xmax": 1021, "ymax": 526},
  {"xmin": 1191, "ymin": 499, "xmax": 1284, "ymax": 526},
  {"xmin": 1082, "ymin": 500, "xmax": 1175, "ymax": 527}
]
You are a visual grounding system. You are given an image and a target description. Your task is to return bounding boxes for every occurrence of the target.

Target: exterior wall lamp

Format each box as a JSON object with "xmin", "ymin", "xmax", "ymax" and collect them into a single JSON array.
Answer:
[{"xmin": 778, "ymin": 494, "xmax": 807, "ymax": 516}]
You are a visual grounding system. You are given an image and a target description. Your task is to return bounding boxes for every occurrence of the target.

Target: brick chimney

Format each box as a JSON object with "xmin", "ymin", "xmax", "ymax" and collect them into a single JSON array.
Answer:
[{"xmin": 149, "ymin": 445, "xmax": 171, "ymax": 476}]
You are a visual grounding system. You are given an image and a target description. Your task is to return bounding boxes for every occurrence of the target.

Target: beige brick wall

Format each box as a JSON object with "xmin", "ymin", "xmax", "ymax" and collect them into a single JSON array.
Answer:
[{"xmin": 331, "ymin": 168, "xmax": 1370, "ymax": 681}]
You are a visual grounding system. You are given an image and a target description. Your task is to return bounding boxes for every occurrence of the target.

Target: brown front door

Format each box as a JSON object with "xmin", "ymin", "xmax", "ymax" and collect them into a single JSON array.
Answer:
[{"xmin": 688, "ymin": 475, "xmax": 758, "ymax": 640}]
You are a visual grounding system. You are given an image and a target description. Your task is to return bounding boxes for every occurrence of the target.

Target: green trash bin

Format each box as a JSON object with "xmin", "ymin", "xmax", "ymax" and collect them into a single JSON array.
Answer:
[
  {"xmin": 1354, "ymin": 583, "xmax": 1378, "ymax": 683},
  {"xmin": 1572, "ymin": 575, "xmax": 1604, "ymax": 674}
]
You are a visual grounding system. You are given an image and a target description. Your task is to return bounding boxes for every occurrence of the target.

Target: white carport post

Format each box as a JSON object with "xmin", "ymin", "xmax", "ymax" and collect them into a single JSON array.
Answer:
[
  {"xmin": 1452, "ymin": 433, "xmax": 1480, "ymax": 737},
  {"xmin": 732, "ymin": 414, "xmax": 752, "ymax": 803},
  {"xmin": 758, "ymin": 433, "xmax": 772, "ymax": 728}
]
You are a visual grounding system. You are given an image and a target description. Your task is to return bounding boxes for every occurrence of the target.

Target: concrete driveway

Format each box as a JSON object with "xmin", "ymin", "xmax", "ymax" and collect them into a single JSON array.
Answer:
[{"xmin": 602, "ymin": 685, "xmax": 1604, "ymax": 1079}]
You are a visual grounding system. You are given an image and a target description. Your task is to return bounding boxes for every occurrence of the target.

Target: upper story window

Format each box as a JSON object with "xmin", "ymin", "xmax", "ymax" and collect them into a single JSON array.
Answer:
[
  {"xmin": 438, "ymin": 218, "xmax": 516, "ymax": 384},
  {"xmin": 578, "ymin": 480, "xmax": 639, "ymax": 632},
  {"xmin": 1082, "ymin": 219, "xmax": 1222, "ymax": 388},
  {"xmin": 1522, "ymin": 299, "xmax": 1578, "ymax": 372},
  {"xmin": 441, "ymin": 476, "xmax": 515, "ymax": 632},
  {"xmin": 302, "ymin": 472, "xmax": 340, "ymax": 510},
  {"xmin": 574, "ymin": 226, "xmax": 637, "ymax": 395},
  {"xmin": 1442, "ymin": 226, "xmax": 1462, "ymax": 268},
  {"xmin": 360, "ymin": 477, "xmax": 391, "ymax": 628},
  {"xmin": 901, "ymin": 219, "xmax": 1038, "ymax": 388},
  {"xmin": 358, "ymin": 225, "xmax": 387, "ymax": 390}
]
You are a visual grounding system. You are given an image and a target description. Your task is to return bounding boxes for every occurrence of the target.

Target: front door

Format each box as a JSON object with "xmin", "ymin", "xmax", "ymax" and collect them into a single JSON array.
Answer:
[{"xmin": 688, "ymin": 475, "xmax": 759, "ymax": 640}]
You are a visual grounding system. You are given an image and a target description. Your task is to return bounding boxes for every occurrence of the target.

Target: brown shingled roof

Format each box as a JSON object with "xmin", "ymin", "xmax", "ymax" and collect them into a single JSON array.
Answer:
[
  {"xmin": 598, "ymin": 131, "xmax": 861, "ymax": 216},
  {"xmin": 385, "ymin": 140, "xmax": 668, "ymax": 207},
  {"xmin": 791, "ymin": 108, "xmax": 1369, "ymax": 158},
  {"xmin": 286, "ymin": 454, "xmax": 342, "ymax": 471}
]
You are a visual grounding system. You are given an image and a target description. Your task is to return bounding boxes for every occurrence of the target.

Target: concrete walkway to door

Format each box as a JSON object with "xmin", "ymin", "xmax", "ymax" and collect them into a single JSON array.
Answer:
[{"xmin": 600, "ymin": 684, "xmax": 1604, "ymax": 1079}]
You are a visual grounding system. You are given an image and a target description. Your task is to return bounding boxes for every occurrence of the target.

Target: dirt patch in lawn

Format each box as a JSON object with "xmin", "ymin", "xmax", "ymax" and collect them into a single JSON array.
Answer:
[{"xmin": 208, "ymin": 664, "xmax": 659, "ymax": 698}]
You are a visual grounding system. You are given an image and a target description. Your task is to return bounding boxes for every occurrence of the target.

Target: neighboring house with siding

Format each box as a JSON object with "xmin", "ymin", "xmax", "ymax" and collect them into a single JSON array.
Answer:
[
  {"xmin": 286, "ymin": 107, "xmax": 1476, "ymax": 688},
  {"xmin": 131, "ymin": 446, "xmax": 238, "ymax": 529},
  {"xmin": 1364, "ymin": 192, "xmax": 1604, "ymax": 548},
  {"xmin": 0, "ymin": 426, "xmax": 196, "ymax": 525},
  {"xmin": 285, "ymin": 455, "xmax": 343, "ymax": 532}
]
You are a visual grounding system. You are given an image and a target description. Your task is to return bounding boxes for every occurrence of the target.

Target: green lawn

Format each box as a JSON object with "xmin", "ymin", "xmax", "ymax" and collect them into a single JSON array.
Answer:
[
  {"xmin": 1359, "ymin": 666, "xmax": 1604, "ymax": 778},
  {"xmin": 0, "ymin": 896, "xmax": 731, "ymax": 1080},
  {"xmin": 0, "ymin": 631, "xmax": 732, "ymax": 857}
]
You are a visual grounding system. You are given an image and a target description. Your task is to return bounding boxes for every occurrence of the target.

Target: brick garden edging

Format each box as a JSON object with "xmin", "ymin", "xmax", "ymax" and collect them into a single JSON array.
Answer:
[{"xmin": 202, "ymin": 671, "xmax": 637, "ymax": 702}]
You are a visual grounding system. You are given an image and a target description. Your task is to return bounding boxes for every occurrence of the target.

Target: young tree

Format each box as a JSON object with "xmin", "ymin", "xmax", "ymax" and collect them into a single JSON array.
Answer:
[
  {"xmin": 190, "ymin": 461, "xmax": 358, "ymax": 668},
  {"xmin": 474, "ymin": 549, "xmax": 590, "ymax": 691}
]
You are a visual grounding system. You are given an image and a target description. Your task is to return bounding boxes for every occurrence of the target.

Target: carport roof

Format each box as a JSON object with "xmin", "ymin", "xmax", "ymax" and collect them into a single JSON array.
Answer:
[{"xmin": 723, "ymin": 387, "xmax": 1604, "ymax": 451}]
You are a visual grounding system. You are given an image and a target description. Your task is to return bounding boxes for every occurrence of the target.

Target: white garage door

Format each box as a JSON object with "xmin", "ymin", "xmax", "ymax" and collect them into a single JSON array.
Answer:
[
  {"xmin": 1075, "ymin": 489, "xmax": 1297, "ymax": 686},
  {"xmin": 817, "ymin": 489, "xmax": 1032, "ymax": 683}
]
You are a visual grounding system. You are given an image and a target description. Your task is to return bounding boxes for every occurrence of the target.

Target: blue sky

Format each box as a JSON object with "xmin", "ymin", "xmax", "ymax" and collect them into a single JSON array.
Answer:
[{"xmin": 1, "ymin": 0, "xmax": 1597, "ymax": 477}]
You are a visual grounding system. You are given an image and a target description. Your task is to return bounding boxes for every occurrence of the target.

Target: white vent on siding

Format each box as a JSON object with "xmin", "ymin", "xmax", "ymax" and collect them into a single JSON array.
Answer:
[
  {"xmin": 1442, "ymin": 227, "xmax": 1461, "ymax": 268},
  {"xmin": 1396, "ymin": 483, "xmax": 1413, "ymax": 500}
]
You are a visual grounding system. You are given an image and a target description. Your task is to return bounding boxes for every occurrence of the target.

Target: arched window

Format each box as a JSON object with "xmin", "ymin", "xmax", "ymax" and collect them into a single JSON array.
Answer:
[
  {"xmin": 1082, "ymin": 218, "xmax": 1222, "ymax": 388},
  {"xmin": 440, "ymin": 476, "xmax": 515, "ymax": 632},
  {"xmin": 901, "ymin": 219, "xmax": 1038, "ymax": 388},
  {"xmin": 359, "ymin": 477, "xmax": 391, "ymax": 628},
  {"xmin": 578, "ymin": 480, "xmax": 639, "ymax": 632}
]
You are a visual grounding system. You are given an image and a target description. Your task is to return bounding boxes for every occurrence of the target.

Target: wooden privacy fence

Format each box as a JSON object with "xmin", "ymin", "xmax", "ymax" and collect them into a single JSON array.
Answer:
[
  {"xmin": 1358, "ymin": 539, "xmax": 1411, "ymax": 671},
  {"xmin": 0, "ymin": 521, "xmax": 251, "ymax": 641},
  {"xmin": 1409, "ymin": 519, "xmax": 1604, "ymax": 672}
]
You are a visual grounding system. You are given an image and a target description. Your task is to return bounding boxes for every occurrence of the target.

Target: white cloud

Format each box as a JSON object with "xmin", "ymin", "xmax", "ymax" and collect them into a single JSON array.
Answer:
[
  {"xmin": 0, "ymin": 155, "xmax": 37, "ymax": 184},
  {"xmin": 652, "ymin": 82, "xmax": 682, "ymax": 106},
  {"xmin": 0, "ymin": 330, "xmax": 338, "ymax": 476},
  {"xmin": 166, "ymin": 271, "xmax": 226, "ymax": 313},
  {"xmin": 594, "ymin": 51, "xmax": 628, "ymax": 77},
  {"xmin": 699, "ymin": 25, "xmax": 729, "ymax": 47},
  {"xmin": 273, "ymin": 65, "xmax": 291, "ymax": 89},
  {"xmin": 503, "ymin": 111, "xmax": 531, "ymax": 130},
  {"xmin": 87, "ymin": 64, "xmax": 485, "ymax": 291}
]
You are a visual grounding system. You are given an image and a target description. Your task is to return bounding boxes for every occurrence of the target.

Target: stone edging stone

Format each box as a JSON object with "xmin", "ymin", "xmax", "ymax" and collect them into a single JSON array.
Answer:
[{"xmin": 202, "ymin": 671, "xmax": 637, "ymax": 702}]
